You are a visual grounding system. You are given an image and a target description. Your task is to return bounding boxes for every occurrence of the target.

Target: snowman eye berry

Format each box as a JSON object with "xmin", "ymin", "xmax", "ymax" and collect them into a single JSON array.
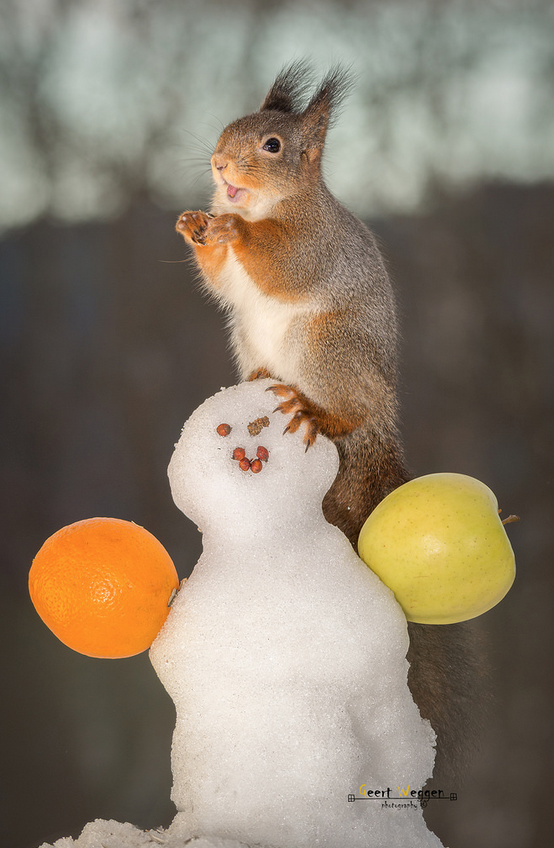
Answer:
[
  {"xmin": 216, "ymin": 423, "xmax": 232, "ymax": 437},
  {"xmin": 232, "ymin": 447, "xmax": 246, "ymax": 461}
]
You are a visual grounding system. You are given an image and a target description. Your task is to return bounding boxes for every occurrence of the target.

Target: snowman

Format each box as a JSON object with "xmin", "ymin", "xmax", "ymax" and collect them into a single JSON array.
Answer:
[{"xmin": 150, "ymin": 379, "xmax": 444, "ymax": 848}]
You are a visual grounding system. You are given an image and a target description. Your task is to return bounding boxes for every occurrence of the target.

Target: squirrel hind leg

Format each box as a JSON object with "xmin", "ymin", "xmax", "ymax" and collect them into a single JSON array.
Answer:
[
  {"xmin": 266, "ymin": 384, "xmax": 319, "ymax": 447},
  {"xmin": 267, "ymin": 383, "xmax": 361, "ymax": 447}
]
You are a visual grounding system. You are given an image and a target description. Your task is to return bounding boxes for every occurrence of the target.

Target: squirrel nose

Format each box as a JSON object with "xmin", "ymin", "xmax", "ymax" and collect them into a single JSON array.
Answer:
[{"xmin": 212, "ymin": 154, "xmax": 227, "ymax": 173}]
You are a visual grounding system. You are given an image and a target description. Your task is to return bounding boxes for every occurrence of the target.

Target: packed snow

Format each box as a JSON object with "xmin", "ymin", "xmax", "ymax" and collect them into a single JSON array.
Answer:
[
  {"xmin": 38, "ymin": 818, "xmax": 252, "ymax": 847},
  {"xmin": 40, "ymin": 379, "xmax": 445, "ymax": 848}
]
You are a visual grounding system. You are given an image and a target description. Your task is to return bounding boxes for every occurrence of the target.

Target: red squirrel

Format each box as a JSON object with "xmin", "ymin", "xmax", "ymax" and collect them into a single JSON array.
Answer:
[{"xmin": 175, "ymin": 62, "xmax": 484, "ymax": 773}]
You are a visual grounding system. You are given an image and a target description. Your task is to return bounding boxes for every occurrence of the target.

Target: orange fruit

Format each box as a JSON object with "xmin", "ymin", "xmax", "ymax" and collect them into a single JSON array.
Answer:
[{"xmin": 29, "ymin": 517, "xmax": 180, "ymax": 658}]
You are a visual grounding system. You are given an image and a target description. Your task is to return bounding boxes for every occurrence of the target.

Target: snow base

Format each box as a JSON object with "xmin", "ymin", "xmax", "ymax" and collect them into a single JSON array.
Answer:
[
  {"xmin": 39, "ymin": 381, "xmax": 447, "ymax": 848},
  {"xmin": 39, "ymin": 818, "xmax": 253, "ymax": 848}
]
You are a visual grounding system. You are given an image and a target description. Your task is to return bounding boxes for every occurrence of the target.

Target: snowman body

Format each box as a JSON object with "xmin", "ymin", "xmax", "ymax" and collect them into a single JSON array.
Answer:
[{"xmin": 150, "ymin": 380, "xmax": 443, "ymax": 848}]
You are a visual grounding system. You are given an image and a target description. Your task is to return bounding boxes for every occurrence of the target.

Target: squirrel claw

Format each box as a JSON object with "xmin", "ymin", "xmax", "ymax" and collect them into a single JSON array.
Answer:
[
  {"xmin": 204, "ymin": 213, "xmax": 241, "ymax": 245},
  {"xmin": 268, "ymin": 384, "xmax": 320, "ymax": 448},
  {"xmin": 176, "ymin": 211, "xmax": 211, "ymax": 246},
  {"xmin": 266, "ymin": 383, "xmax": 293, "ymax": 398},
  {"xmin": 249, "ymin": 368, "xmax": 272, "ymax": 381},
  {"xmin": 275, "ymin": 397, "xmax": 304, "ymax": 416},
  {"xmin": 283, "ymin": 410, "xmax": 318, "ymax": 445}
]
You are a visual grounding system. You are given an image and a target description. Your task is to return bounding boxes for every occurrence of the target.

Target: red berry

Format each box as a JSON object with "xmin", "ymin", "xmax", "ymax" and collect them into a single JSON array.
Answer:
[
  {"xmin": 216, "ymin": 423, "xmax": 231, "ymax": 437},
  {"xmin": 251, "ymin": 459, "xmax": 263, "ymax": 473},
  {"xmin": 232, "ymin": 447, "xmax": 246, "ymax": 461},
  {"xmin": 256, "ymin": 446, "xmax": 269, "ymax": 462},
  {"xmin": 239, "ymin": 457, "xmax": 251, "ymax": 471}
]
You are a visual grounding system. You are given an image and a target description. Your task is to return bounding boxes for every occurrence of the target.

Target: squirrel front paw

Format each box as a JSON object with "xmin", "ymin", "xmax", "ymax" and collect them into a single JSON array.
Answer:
[
  {"xmin": 176, "ymin": 211, "xmax": 213, "ymax": 246},
  {"xmin": 267, "ymin": 384, "xmax": 320, "ymax": 449},
  {"xmin": 204, "ymin": 213, "xmax": 243, "ymax": 246},
  {"xmin": 247, "ymin": 368, "xmax": 273, "ymax": 381},
  {"xmin": 176, "ymin": 211, "xmax": 243, "ymax": 247}
]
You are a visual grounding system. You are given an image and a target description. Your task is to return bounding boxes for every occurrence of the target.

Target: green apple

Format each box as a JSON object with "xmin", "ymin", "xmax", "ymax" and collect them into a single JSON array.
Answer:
[{"xmin": 358, "ymin": 473, "xmax": 516, "ymax": 624}]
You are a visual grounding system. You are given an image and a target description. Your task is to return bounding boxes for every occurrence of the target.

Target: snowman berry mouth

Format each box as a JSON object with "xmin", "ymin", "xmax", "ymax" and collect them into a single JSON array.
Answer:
[{"xmin": 232, "ymin": 445, "xmax": 269, "ymax": 473}]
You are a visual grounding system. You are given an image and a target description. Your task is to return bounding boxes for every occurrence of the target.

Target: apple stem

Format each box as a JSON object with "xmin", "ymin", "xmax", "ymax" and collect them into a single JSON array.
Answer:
[{"xmin": 501, "ymin": 514, "xmax": 520, "ymax": 525}]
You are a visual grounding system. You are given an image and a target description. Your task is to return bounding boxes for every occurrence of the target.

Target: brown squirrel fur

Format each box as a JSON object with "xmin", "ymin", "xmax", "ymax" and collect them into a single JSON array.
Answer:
[{"xmin": 175, "ymin": 61, "xmax": 484, "ymax": 775}]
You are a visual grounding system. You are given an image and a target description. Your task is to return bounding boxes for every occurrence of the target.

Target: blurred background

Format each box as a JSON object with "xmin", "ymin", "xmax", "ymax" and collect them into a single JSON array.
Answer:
[{"xmin": 1, "ymin": 1, "xmax": 553, "ymax": 847}]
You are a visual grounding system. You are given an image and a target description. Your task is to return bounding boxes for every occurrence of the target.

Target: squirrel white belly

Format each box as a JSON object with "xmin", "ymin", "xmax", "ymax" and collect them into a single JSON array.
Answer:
[{"xmin": 217, "ymin": 249, "xmax": 315, "ymax": 382}]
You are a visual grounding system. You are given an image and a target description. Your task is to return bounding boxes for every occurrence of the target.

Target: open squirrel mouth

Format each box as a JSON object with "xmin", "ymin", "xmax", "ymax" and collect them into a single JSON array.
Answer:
[{"xmin": 224, "ymin": 181, "xmax": 247, "ymax": 203}]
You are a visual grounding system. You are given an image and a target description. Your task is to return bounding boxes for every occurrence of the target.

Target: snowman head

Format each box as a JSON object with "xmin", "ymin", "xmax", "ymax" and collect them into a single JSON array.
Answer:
[{"xmin": 168, "ymin": 380, "xmax": 339, "ymax": 538}]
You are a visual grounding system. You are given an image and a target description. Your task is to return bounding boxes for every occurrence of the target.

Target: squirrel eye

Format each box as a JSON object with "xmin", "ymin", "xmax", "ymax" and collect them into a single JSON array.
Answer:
[{"xmin": 262, "ymin": 137, "xmax": 281, "ymax": 154}]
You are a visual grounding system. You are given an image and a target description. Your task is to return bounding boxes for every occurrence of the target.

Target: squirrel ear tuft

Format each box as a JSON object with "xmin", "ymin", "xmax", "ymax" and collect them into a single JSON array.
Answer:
[
  {"xmin": 260, "ymin": 59, "xmax": 315, "ymax": 113},
  {"xmin": 301, "ymin": 65, "xmax": 355, "ymax": 160}
]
